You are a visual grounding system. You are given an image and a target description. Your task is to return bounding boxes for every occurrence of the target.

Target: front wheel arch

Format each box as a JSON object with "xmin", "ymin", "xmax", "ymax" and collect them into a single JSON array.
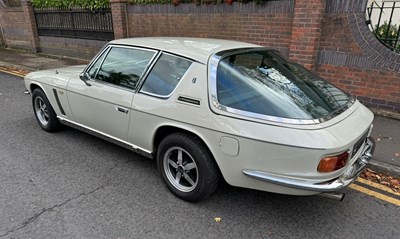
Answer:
[
  {"xmin": 29, "ymin": 82, "xmax": 46, "ymax": 95},
  {"xmin": 31, "ymin": 88, "xmax": 61, "ymax": 132}
]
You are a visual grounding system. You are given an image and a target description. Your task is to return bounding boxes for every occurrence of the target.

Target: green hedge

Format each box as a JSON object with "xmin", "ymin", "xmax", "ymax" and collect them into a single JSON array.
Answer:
[
  {"xmin": 31, "ymin": 0, "xmax": 265, "ymax": 9},
  {"xmin": 31, "ymin": 0, "xmax": 110, "ymax": 9}
]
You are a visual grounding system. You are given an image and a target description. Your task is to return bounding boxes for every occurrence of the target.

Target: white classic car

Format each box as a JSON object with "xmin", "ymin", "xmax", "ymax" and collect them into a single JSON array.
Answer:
[{"xmin": 25, "ymin": 37, "xmax": 375, "ymax": 201}]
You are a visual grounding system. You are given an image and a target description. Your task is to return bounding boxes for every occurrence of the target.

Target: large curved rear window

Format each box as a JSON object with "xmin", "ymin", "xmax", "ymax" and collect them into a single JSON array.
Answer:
[{"xmin": 216, "ymin": 50, "xmax": 351, "ymax": 120}]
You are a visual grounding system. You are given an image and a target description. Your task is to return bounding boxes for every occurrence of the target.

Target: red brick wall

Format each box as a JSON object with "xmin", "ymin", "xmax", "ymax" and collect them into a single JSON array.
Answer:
[
  {"xmin": 38, "ymin": 36, "xmax": 107, "ymax": 59},
  {"xmin": 1, "ymin": 7, "xmax": 33, "ymax": 50},
  {"xmin": 123, "ymin": 1, "xmax": 399, "ymax": 112},
  {"xmin": 289, "ymin": 0, "xmax": 325, "ymax": 69},
  {"xmin": 0, "ymin": 2, "xmax": 107, "ymax": 59},
  {"xmin": 111, "ymin": 0, "xmax": 128, "ymax": 39},
  {"xmin": 316, "ymin": 65, "xmax": 400, "ymax": 111},
  {"xmin": 126, "ymin": 3, "xmax": 294, "ymax": 56},
  {"xmin": 315, "ymin": 1, "xmax": 400, "ymax": 112},
  {"xmin": 130, "ymin": 14, "xmax": 292, "ymax": 50},
  {"xmin": 0, "ymin": 0, "xmax": 399, "ymax": 112},
  {"xmin": 318, "ymin": 14, "xmax": 361, "ymax": 54}
]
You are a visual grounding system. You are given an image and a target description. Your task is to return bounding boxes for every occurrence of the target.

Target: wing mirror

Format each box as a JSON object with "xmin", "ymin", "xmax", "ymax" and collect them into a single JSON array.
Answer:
[{"xmin": 79, "ymin": 72, "xmax": 92, "ymax": 86}]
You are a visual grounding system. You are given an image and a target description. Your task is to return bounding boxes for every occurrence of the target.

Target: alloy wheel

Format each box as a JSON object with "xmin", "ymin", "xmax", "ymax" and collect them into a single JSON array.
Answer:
[{"xmin": 163, "ymin": 146, "xmax": 199, "ymax": 192}]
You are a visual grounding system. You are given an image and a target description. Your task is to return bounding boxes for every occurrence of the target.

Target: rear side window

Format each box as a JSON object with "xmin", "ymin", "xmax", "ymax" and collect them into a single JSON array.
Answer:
[
  {"xmin": 216, "ymin": 50, "xmax": 351, "ymax": 120},
  {"xmin": 141, "ymin": 54, "xmax": 192, "ymax": 97},
  {"xmin": 90, "ymin": 47, "xmax": 156, "ymax": 90}
]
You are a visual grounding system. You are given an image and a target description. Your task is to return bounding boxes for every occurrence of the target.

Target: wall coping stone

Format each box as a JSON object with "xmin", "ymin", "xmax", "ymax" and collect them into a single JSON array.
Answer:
[{"xmin": 325, "ymin": 0, "xmax": 368, "ymax": 13}]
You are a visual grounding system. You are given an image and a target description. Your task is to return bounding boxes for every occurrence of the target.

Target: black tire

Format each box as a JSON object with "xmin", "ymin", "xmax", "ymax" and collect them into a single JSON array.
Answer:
[
  {"xmin": 32, "ymin": 88, "xmax": 61, "ymax": 132},
  {"xmin": 157, "ymin": 132, "xmax": 220, "ymax": 202}
]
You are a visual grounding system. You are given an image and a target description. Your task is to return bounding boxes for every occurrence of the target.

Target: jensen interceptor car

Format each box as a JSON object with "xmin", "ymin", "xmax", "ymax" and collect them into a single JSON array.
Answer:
[{"xmin": 24, "ymin": 37, "xmax": 375, "ymax": 201}]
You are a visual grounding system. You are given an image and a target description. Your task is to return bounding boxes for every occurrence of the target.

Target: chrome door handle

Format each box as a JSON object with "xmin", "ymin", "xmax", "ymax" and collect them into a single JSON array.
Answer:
[{"xmin": 115, "ymin": 106, "xmax": 129, "ymax": 114}]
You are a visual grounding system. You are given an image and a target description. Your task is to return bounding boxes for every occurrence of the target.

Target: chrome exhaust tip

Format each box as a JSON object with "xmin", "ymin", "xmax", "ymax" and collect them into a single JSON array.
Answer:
[{"xmin": 319, "ymin": 192, "xmax": 345, "ymax": 201}]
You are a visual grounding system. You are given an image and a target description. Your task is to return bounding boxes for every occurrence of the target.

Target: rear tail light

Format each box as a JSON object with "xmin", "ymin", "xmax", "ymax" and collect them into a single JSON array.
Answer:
[{"xmin": 317, "ymin": 151, "xmax": 349, "ymax": 173}]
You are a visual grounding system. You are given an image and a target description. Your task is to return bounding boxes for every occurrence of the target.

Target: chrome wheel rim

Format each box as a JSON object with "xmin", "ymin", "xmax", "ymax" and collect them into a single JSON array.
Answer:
[
  {"xmin": 163, "ymin": 146, "xmax": 198, "ymax": 192},
  {"xmin": 34, "ymin": 96, "xmax": 49, "ymax": 126}
]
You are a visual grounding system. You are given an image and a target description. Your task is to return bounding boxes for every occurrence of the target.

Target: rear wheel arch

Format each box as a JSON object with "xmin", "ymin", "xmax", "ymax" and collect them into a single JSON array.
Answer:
[{"xmin": 153, "ymin": 126, "xmax": 217, "ymax": 164}]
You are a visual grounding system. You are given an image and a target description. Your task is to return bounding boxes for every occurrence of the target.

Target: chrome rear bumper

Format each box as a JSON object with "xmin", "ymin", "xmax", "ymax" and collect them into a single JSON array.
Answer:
[{"xmin": 243, "ymin": 137, "xmax": 375, "ymax": 192}]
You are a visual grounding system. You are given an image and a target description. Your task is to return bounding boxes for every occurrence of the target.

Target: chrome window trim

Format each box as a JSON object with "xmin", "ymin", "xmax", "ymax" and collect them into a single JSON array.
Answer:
[
  {"xmin": 84, "ymin": 44, "xmax": 159, "ymax": 92},
  {"xmin": 92, "ymin": 46, "xmax": 111, "ymax": 80},
  {"xmin": 83, "ymin": 44, "xmax": 110, "ymax": 74},
  {"xmin": 208, "ymin": 48, "xmax": 356, "ymax": 125},
  {"xmin": 135, "ymin": 51, "xmax": 162, "ymax": 93}
]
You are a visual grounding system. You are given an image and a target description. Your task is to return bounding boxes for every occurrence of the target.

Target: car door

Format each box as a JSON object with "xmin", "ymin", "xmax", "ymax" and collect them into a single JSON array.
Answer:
[{"xmin": 67, "ymin": 45, "xmax": 158, "ymax": 141}]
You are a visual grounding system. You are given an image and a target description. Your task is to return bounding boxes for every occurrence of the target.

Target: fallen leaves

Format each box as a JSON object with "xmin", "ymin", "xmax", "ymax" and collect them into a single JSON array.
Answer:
[
  {"xmin": 375, "ymin": 135, "xmax": 393, "ymax": 142},
  {"xmin": 0, "ymin": 65, "xmax": 31, "ymax": 76},
  {"xmin": 214, "ymin": 217, "xmax": 222, "ymax": 223},
  {"xmin": 361, "ymin": 168, "xmax": 400, "ymax": 192}
]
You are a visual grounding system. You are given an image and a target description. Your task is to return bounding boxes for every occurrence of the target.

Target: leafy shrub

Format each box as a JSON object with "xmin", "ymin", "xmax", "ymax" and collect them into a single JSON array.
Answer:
[
  {"xmin": 31, "ymin": 0, "xmax": 266, "ymax": 9},
  {"xmin": 31, "ymin": 0, "xmax": 110, "ymax": 9},
  {"xmin": 375, "ymin": 21, "xmax": 400, "ymax": 53}
]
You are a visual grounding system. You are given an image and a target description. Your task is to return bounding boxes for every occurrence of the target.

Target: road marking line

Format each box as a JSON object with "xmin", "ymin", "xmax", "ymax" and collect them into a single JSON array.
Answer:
[
  {"xmin": 0, "ymin": 68, "xmax": 26, "ymax": 77},
  {"xmin": 356, "ymin": 178, "xmax": 400, "ymax": 196},
  {"xmin": 349, "ymin": 184, "xmax": 400, "ymax": 206}
]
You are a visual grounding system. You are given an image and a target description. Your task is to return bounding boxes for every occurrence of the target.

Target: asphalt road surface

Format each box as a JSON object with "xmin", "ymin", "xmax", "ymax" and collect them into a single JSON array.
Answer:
[{"xmin": 0, "ymin": 72, "xmax": 399, "ymax": 239}]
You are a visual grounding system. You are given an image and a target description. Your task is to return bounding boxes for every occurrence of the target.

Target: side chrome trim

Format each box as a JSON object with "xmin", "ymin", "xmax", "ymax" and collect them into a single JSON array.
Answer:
[
  {"xmin": 52, "ymin": 89, "xmax": 66, "ymax": 115},
  {"xmin": 243, "ymin": 137, "xmax": 375, "ymax": 192},
  {"xmin": 57, "ymin": 117, "xmax": 153, "ymax": 159}
]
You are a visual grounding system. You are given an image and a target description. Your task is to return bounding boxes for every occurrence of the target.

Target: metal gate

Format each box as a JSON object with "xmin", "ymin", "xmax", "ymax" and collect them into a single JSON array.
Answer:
[
  {"xmin": 34, "ymin": 7, "xmax": 114, "ymax": 41},
  {"xmin": 366, "ymin": 0, "xmax": 400, "ymax": 53}
]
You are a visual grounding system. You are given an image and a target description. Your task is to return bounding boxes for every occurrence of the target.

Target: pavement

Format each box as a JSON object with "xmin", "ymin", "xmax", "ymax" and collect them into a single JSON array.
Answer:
[{"xmin": 1, "ymin": 47, "xmax": 400, "ymax": 177}]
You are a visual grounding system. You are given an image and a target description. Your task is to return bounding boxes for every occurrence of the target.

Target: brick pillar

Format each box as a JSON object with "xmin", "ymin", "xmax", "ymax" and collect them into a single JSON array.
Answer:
[
  {"xmin": 289, "ymin": 0, "xmax": 325, "ymax": 70},
  {"xmin": 0, "ymin": 7, "xmax": 4, "ymax": 47},
  {"xmin": 110, "ymin": 0, "xmax": 128, "ymax": 39},
  {"xmin": 21, "ymin": 0, "xmax": 40, "ymax": 52}
]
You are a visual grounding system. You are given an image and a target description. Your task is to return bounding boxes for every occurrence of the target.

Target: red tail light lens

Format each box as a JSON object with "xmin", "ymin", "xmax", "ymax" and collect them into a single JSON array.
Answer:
[{"xmin": 317, "ymin": 151, "xmax": 349, "ymax": 173}]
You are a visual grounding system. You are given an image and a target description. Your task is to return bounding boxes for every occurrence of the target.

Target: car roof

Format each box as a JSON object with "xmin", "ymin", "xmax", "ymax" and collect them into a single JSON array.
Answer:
[{"xmin": 109, "ymin": 37, "xmax": 262, "ymax": 64}]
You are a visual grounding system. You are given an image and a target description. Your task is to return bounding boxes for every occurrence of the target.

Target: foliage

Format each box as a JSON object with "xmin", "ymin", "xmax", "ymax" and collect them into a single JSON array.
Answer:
[
  {"xmin": 361, "ymin": 168, "xmax": 400, "ymax": 193},
  {"xmin": 31, "ymin": 0, "xmax": 110, "ymax": 9},
  {"xmin": 374, "ymin": 21, "xmax": 400, "ymax": 53},
  {"xmin": 30, "ymin": 0, "xmax": 267, "ymax": 8}
]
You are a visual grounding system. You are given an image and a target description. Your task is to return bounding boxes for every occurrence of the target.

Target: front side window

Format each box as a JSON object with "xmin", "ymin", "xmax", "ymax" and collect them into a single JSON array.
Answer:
[
  {"xmin": 215, "ymin": 50, "xmax": 351, "ymax": 121},
  {"xmin": 141, "ymin": 54, "xmax": 192, "ymax": 96},
  {"xmin": 90, "ymin": 47, "xmax": 156, "ymax": 90}
]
